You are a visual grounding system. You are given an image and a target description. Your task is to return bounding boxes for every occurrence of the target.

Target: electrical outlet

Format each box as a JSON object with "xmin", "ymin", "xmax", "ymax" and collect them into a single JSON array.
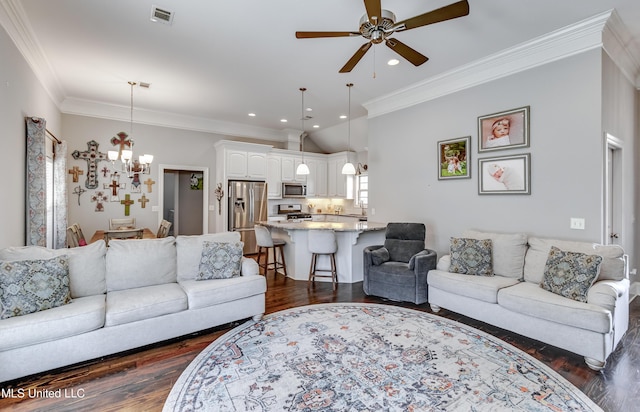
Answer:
[{"xmin": 570, "ymin": 218, "xmax": 585, "ymax": 230}]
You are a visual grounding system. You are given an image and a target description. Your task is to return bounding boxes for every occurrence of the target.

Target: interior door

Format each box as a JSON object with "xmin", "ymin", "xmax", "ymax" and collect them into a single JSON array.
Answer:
[{"xmin": 604, "ymin": 135, "xmax": 622, "ymax": 245}]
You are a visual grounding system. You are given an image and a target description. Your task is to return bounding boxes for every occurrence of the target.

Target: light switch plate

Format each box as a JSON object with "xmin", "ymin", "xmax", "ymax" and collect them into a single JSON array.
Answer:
[
  {"xmin": 151, "ymin": 205, "xmax": 159, "ymax": 212},
  {"xmin": 570, "ymin": 217, "xmax": 585, "ymax": 230}
]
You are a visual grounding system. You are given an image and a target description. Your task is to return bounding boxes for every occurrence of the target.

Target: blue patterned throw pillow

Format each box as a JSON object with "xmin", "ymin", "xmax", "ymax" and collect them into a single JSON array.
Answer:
[
  {"xmin": 0, "ymin": 255, "xmax": 72, "ymax": 319},
  {"xmin": 197, "ymin": 241, "xmax": 244, "ymax": 280},
  {"xmin": 449, "ymin": 237, "xmax": 493, "ymax": 276},
  {"xmin": 540, "ymin": 246, "xmax": 602, "ymax": 302}
]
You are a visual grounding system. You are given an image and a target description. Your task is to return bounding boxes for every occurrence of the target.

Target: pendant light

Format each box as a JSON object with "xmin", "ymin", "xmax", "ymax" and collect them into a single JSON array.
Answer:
[
  {"xmin": 296, "ymin": 87, "xmax": 310, "ymax": 175},
  {"xmin": 341, "ymin": 83, "xmax": 356, "ymax": 175}
]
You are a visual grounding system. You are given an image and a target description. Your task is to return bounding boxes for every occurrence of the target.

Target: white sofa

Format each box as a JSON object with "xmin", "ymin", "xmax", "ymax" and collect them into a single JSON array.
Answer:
[
  {"xmin": 427, "ymin": 230, "xmax": 629, "ymax": 370},
  {"xmin": 0, "ymin": 232, "xmax": 266, "ymax": 383}
]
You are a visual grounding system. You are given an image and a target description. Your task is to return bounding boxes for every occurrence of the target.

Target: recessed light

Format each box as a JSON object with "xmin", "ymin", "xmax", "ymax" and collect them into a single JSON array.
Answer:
[
  {"xmin": 339, "ymin": 115, "xmax": 347, "ymax": 119},
  {"xmin": 248, "ymin": 113, "xmax": 256, "ymax": 117},
  {"xmin": 306, "ymin": 107, "xmax": 312, "ymax": 112},
  {"xmin": 313, "ymin": 125, "xmax": 320, "ymax": 128},
  {"xmin": 280, "ymin": 119, "xmax": 288, "ymax": 123},
  {"xmin": 387, "ymin": 59, "xmax": 400, "ymax": 66}
]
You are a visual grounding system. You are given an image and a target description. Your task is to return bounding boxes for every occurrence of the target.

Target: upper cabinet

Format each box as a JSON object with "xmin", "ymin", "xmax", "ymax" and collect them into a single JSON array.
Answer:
[
  {"xmin": 266, "ymin": 154, "xmax": 282, "ymax": 199},
  {"xmin": 326, "ymin": 152, "xmax": 354, "ymax": 199},
  {"xmin": 215, "ymin": 141, "xmax": 272, "ymax": 181}
]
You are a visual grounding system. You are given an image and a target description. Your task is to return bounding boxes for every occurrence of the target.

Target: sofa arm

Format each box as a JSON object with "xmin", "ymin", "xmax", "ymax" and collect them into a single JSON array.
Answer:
[
  {"xmin": 241, "ymin": 257, "xmax": 259, "ymax": 276},
  {"xmin": 587, "ymin": 278, "xmax": 629, "ymax": 312},
  {"xmin": 436, "ymin": 255, "xmax": 451, "ymax": 271}
]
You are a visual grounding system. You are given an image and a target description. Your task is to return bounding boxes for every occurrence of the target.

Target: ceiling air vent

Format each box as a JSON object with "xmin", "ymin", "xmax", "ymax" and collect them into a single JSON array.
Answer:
[{"xmin": 150, "ymin": 5, "xmax": 174, "ymax": 25}]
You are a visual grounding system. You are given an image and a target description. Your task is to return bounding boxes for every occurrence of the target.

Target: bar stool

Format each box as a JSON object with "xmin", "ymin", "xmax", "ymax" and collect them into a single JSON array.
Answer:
[
  {"xmin": 254, "ymin": 225, "xmax": 287, "ymax": 277},
  {"xmin": 307, "ymin": 230, "xmax": 338, "ymax": 290}
]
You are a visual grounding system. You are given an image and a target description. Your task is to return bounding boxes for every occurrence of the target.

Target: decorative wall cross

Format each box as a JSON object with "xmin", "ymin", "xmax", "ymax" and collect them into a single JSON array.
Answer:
[
  {"xmin": 120, "ymin": 194, "xmax": 134, "ymax": 216},
  {"xmin": 72, "ymin": 140, "xmax": 108, "ymax": 189},
  {"xmin": 68, "ymin": 166, "xmax": 84, "ymax": 183},
  {"xmin": 91, "ymin": 191, "xmax": 109, "ymax": 212},
  {"xmin": 101, "ymin": 166, "xmax": 110, "ymax": 178},
  {"xmin": 72, "ymin": 185, "xmax": 86, "ymax": 205},
  {"xmin": 110, "ymin": 131, "xmax": 131, "ymax": 156},
  {"xmin": 104, "ymin": 172, "xmax": 126, "ymax": 202},
  {"xmin": 138, "ymin": 194, "xmax": 149, "ymax": 208},
  {"xmin": 144, "ymin": 178, "xmax": 156, "ymax": 193}
]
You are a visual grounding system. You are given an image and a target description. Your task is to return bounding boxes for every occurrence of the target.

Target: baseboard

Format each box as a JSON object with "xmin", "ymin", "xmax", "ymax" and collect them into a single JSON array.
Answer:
[{"xmin": 630, "ymin": 282, "xmax": 640, "ymax": 302}]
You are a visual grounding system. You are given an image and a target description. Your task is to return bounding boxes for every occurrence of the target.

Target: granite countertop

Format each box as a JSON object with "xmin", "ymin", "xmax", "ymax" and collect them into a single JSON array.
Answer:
[{"xmin": 257, "ymin": 220, "xmax": 386, "ymax": 232}]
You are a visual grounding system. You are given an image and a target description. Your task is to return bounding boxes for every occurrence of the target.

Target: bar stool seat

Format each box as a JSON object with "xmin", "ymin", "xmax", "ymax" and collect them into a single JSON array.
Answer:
[
  {"xmin": 307, "ymin": 230, "xmax": 338, "ymax": 290},
  {"xmin": 254, "ymin": 225, "xmax": 287, "ymax": 277}
]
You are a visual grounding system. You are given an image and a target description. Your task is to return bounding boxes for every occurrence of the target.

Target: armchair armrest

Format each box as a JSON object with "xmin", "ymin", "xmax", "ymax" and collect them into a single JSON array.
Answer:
[
  {"xmin": 411, "ymin": 249, "xmax": 437, "ymax": 274},
  {"xmin": 363, "ymin": 245, "xmax": 384, "ymax": 267}
]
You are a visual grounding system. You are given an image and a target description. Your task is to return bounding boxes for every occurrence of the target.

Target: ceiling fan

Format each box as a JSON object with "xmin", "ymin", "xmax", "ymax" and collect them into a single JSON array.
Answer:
[{"xmin": 296, "ymin": 0, "xmax": 469, "ymax": 73}]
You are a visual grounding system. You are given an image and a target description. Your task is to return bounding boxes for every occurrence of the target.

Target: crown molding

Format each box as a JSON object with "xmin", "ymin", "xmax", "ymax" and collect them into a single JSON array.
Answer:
[
  {"xmin": 601, "ymin": 10, "xmax": 640, "ymax": 89},
  {"xmin": 364, "ymin": 10, "xmax": 633, "ymax": 118},
  {"xmin": 60, "ymin": 97, "xmax": 288, "ymax": 142},
  {"xmin": 0, "ymin": 0, "xmax": 65, "ymax": 104}
]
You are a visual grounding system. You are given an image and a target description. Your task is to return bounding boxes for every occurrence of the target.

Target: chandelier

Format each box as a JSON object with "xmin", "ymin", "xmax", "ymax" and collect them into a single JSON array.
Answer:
[{"xmin": 108, "ymin": 81, "xmax": 153, "ymax": 177}]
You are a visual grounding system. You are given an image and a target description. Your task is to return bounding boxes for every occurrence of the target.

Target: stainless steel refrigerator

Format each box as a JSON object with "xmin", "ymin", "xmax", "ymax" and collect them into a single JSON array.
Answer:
[{"xmin": 228, "ymin": 180, "xmax": 268, "ymax": 254}]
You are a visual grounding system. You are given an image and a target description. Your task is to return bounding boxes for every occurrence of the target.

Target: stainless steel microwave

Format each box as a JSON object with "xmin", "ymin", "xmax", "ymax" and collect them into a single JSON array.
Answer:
[{"xmin": 282, "ymin": 182, "xmax": 307, "ymax": 198}]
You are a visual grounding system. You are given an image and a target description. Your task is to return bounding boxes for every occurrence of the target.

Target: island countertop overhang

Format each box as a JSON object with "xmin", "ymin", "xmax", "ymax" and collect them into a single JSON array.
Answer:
[{"xmin": 256, "ymin": 221, "xmax": 387, "ymax": 232}]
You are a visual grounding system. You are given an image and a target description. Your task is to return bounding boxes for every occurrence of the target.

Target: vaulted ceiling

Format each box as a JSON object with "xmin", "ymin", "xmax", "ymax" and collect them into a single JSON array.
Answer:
[{"xmin": 1, "ymin": 0, "xmax": 639, "ymax": 153}]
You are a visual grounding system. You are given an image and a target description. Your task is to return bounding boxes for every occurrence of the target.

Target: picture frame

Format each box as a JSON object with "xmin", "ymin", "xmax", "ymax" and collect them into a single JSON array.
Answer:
[
  {"xmin": 190, "ymin": 173, "xmax": 203, "ymax": 190},
  {"xmin": 437, "ymin": 136, "xmax": 471, "ymax": 180},
  {"xmin": 478, "ymin": 106, "xmax": 529, "ymax": 152},
  {"xmin": 478, "ymin": 153, "xmax": 530, "ymax": 195}
]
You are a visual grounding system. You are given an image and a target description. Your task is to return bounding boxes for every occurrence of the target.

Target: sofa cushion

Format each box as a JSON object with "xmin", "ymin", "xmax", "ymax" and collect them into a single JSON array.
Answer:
[
  {"xmin": 427, "ymin": 269, "xmax": 520, "ymax": 304},
  {"xmin": 0, "ymin": 240, "xmax": 107, "ymax": 298},
  {"xmin": 0, "ymin": 256, "xmax": 72, "ymax": 319},
  {"xmin": 179, "ymin": 274, "xmax": 267, "ymax": 310},
  {"xmin": 463, "ymin": 230, "xmax": 527, "ymax": 279},
  {"xmin": 106, "ymin": 237, "xmax": 177, "ymax": 292},
  {"xmin": 0, "ymin": 295, "xmax": 105, "ymax": 351},
  {"xmin": 540, "ymin": 246, "xmax": 602, "ymax": 303},
  {"xmin": 498, "ymin": 282, "xmax": 612, "ymax": 334},
  {"xmin": 449, "ymin": 238, "xmax": 493, "ymax": 276},
  {"xmin": 524, "ymin": 237, "xmax": 624, "ymax": 283},
  {"xmin": 105, "ymin": 283, "xmax": 187, "ymax": 327},
  {"xmin": 197, "ymin": 241, "xmax": 243, "ymax": 280},
  {"xmin": 370, "ymin": 247, "xmax": 390, "ymax": 266},
  {"xmin": 176, "ymin": 232, "xmax": 242, "ymax": 281}
]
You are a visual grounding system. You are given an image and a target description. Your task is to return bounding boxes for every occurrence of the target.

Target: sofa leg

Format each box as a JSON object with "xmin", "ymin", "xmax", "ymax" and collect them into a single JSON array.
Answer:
[
  {"xmin": 584, "ymin": 357, "xmax": 605, "ymax": 371},
  {"xmin": 430, "ymin": 304, "xmax": 441, "ymax": 313},
  {"xmin": 253, "ymin": 313, "xmax": 264, "ymax": 322}
]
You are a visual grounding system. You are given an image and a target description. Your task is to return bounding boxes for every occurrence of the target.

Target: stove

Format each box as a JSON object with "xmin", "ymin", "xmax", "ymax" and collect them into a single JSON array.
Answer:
[{"xmin": 287, "ymin": 212, "xmax": 312, "ymax": 221}]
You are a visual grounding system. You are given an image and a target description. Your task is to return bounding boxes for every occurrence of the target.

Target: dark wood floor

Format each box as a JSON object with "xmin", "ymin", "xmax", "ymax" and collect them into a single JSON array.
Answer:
[{"xmin": 1, "ymin": 273, "xmax": 638, "ymax": 412}]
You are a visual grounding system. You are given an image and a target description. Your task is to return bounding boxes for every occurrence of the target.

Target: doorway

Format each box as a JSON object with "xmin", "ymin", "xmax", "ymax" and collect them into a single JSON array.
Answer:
[
  {"xmin": 603, "ymin": 134, "xmax": 623, "ymax": 245},
  {"xmin": 158, "ymin": 164, "xmax": 209, "ymax": 235}
]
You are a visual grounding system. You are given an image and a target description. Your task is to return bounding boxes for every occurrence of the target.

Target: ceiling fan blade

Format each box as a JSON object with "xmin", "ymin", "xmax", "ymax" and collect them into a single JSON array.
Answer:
[
  {"xmin": 339, "ymin": 42, "xmax": 372, "ymax": 73},
  {"xmin": 363, "ymin": 0, "xmax": 382, "ymax": 24},
  {"xmin": 385, "ymin": 38, "xmax": 428, "ymax": 66},
  {"xmin": 296, "ymin": 31, "xmax": 360, "ymax": 39},
  {"xmin": 394, "ymin": 0, "xmax": 469, "ymax": 32}
]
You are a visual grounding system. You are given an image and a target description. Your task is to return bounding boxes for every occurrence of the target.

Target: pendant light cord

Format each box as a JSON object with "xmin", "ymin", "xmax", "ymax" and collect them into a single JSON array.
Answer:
[
  {"xmin": 300, "ymin": 87, "xmax": 306, "ymax": 163},
  {"xmin": 129, "ymin": 81, "xmax": 136, "ymax": 147},
  {"xmin": 347, "ymin": 83, "xmax": 353, "ymax": 157}
]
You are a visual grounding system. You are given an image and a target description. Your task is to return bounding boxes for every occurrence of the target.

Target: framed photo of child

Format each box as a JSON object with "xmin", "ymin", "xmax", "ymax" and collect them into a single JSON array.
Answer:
[
  {"xmin": 438, "ymin": 136, "xmax": 471, "ymax": 180},
  {"xmin": 478, "ymin": 153, "xmax": 531, "ymax": 195},
  {"xmin": 478, "ymin": 106, "xmax": 530, "ymax": 152}
]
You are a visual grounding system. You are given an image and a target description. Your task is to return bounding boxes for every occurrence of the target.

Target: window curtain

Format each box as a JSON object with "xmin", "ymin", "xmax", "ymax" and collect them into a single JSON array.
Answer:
[
  {"xmin": 25, "ymin": 117, "xmax": 47, "ymax": 246},
  {"xmin": 54, "ymin": 141, "xmax": 68, "ymax": 249}
]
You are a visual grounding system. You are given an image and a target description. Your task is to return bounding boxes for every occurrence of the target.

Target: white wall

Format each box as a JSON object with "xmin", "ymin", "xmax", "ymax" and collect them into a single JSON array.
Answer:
[
  {"xmin": 368, "ymin": 50, "xmax": 611, "ymax": 256},
  {"xmin": 0, "ymin": 26, "xmax": 61, "ymax": 249}
]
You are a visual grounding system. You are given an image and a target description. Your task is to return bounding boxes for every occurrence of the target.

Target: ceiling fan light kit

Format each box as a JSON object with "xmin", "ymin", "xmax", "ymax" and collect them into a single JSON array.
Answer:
[{"xmin": 295, "ymin": 0, "xmax": 470, "ymax": 73}]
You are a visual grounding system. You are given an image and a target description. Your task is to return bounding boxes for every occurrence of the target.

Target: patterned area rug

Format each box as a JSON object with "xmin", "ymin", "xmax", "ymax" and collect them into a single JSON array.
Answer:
[{"xmin": 164, "ymin": 303, "xmax": 601, "ymax": 411}]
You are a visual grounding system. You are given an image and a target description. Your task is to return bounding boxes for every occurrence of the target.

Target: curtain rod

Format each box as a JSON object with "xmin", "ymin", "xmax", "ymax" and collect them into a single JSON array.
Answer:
[{"xmin": 46, "ymin": 128, "xmax": 61, "ymax": 144}]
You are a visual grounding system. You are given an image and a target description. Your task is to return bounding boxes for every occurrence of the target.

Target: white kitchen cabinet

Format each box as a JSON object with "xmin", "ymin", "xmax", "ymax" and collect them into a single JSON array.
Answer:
[
  {"xmin": 326, "ymin": 152, "xmax": 354, "ymax": 198},
  {"xmin": 225, "ymin": 149, "xmax": 267, "ymax": 179},
  {"xmin": 281, "ymin": 155, "xmax": 307, "ymax": 183},
  {"xmin": 266, "ymin": 154, "xmax": 282, "ymax": 199},
  {"xmin": 305, "ymin": 157, "xmax": 327, "ymax": 198}
]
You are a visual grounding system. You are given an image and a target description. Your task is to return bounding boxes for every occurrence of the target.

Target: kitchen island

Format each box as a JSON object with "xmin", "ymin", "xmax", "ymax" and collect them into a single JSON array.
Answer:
[{"xmin": 256, "ymin": 220, "xmax": 387, "ymax": 284}]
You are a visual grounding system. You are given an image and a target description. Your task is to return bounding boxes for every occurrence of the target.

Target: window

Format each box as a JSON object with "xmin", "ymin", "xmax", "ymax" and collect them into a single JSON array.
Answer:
[{"xmin": 356, "ymin": 174, "xmax": 368, "ymax": 208}]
